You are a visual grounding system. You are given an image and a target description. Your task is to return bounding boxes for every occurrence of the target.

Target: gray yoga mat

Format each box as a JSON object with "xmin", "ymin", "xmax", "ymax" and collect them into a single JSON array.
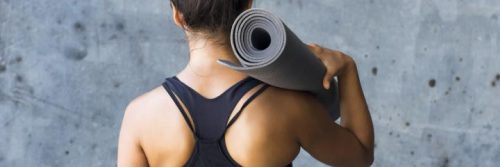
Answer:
[{"xmin": 217, "ymin": 8, "xmax": 340, "ymax": 120}]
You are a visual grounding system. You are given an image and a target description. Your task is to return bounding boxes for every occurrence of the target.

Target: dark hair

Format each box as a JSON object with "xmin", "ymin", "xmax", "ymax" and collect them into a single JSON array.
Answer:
[{"xmin": 170, "ymin": 0, "xmax": 250, "ymax": 35}]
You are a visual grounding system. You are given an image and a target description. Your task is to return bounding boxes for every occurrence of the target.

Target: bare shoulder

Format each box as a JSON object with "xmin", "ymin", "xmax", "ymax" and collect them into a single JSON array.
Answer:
[
  {"xmin": 258, "ymin": 85, "xmax": 336, "ymax": 138},
  {"xmin": 249, "ymin": 85, "xmax": 329, "ymax": 130},
  {"xmin": 119, "ymin": 85, "xmax": 192, "ymax": 166},
  {"xmin": 259, "ymin": 86, "xmax": 326, "ymax": 118},
  {"xmin": 121, "ymin": 85, "xmax": 178, "ymax": 136},
  {"xmin": 124, "ymin": 86, "xmax": 172, "ymax": 118}
]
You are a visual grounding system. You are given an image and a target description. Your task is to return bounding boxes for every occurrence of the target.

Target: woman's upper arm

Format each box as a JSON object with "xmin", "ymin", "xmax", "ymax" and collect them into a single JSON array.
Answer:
[
  {"xmin": 117, "ymin": 101, "xmax": 149, "ymax": 167},
  {"xmin": 290, "ymin": 93, "xmax": 371, "ymax": 166}
]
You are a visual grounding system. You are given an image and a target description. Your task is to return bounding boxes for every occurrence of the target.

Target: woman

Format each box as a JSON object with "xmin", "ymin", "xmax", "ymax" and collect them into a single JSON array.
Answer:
[{"xmin": 118, "ymin": 0, "xmax": 374, "ymax": 166}]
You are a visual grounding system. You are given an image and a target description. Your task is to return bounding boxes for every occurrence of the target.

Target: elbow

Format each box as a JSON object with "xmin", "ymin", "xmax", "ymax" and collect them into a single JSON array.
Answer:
[
  {"xmin": 353, "ymin": 143, "xmax": 374, "ymax": 166},
  {"xmin": 362, "ymin": 148, "xmax": 374, "ymax": 166},
  {"xmin": 350, "ymin": 152, "xmax": 373, "ymax": 167},
  {"xmin": 337, "ymin": 149, "xmax": 374, "ymax": 167},
  {"xmin": 342, "ymin": 155, "xmax": 374, "ymax": 167},
  {"xmin": 366, "ymin": 152, "xmax": 374, "ymax": 166}
]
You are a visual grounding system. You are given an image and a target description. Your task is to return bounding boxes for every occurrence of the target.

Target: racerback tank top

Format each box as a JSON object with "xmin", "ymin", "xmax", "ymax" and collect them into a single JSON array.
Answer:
[{"xmin": 162, "ymin": 76, "xmax": 293, "ymax": 167}]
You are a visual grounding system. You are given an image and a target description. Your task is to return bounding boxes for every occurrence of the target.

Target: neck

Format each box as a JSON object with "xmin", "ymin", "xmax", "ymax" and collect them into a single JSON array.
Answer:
[{"xmin": 181, "ymin": 37, "xmax": 245, "ymax": 80}]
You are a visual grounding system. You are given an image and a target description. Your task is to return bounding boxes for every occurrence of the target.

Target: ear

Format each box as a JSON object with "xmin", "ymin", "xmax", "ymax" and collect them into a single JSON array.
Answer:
[{"xmin": 171, "ymin": 3, "xmax": 185, "ymax": 28}]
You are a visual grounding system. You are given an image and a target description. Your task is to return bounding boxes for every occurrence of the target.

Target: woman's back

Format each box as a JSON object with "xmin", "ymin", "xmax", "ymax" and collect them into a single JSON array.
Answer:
[{"xmin": 119, "ymin": 74, "xmax": 327, "ymax": 166}]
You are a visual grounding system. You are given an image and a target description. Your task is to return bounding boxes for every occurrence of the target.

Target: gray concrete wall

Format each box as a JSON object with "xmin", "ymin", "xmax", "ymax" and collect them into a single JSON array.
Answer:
[{"xmin": 1, "ymin": 0, "xmax": 499, "ymax": 166}]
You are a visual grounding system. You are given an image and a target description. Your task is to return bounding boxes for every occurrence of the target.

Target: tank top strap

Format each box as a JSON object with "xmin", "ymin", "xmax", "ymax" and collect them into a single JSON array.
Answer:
[
  {"xmin": 162, "ymin": 79, "xmax": 195, "ymax": 133},
  {"xmin": 226, "ymin": 84, "xmax": 270, "ymax": 129}
]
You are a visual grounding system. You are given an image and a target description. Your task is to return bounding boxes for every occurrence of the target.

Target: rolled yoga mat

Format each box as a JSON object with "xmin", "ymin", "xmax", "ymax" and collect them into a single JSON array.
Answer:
[{"xmin": 217, "ymin": 8, "xmax": 341, "ymax": 120}]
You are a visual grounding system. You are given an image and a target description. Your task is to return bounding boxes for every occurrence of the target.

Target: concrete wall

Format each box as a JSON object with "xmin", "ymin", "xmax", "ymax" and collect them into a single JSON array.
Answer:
[{"xmin": 1, "ymin": 0, "xmax": 499, "ymax": 166}]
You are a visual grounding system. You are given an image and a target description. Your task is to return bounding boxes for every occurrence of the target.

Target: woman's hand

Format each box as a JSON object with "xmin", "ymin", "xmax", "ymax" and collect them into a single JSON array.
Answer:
[{"xmin": 307, "ymin": 43, "xmax": 354, "ymax": 90}]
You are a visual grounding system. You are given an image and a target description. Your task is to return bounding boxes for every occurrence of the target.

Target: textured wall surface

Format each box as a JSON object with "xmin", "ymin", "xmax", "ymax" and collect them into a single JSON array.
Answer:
[{"xmin": 1, "ymin": 0, "xmax": 499, "ymax": 166}]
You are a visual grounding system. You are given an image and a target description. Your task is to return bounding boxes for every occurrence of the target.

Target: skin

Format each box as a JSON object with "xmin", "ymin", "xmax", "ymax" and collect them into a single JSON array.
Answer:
[{"xmin": 118, "ymin": 1, "xmax": 374, "ymax": 167}]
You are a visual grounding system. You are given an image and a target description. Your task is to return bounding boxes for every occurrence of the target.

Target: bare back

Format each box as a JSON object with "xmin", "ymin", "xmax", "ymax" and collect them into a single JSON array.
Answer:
[
  {"xmin": 120, "ymin": 82, "xmax": 308, "ymax": 166},
  {"xmin": 119, "ymin": 75, "xmax": 368, "ymax": 166}
]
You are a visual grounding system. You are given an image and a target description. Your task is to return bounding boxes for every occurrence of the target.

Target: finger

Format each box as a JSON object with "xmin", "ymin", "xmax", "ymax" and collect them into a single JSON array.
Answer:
[
  {"xmin": 307, "ymin": 44, "xmax": 322, "ymax": 58},
  {"xmin": 320, "ymin": 57, "xmax": 333, "ymax": 90},
  {"xmin": 306, "ymin": 43, "xmax": 318, "ymax": 52},
  {"xmin": 306, "ymin": 43, "xmax": 314, "ymax": 49},
  {"xmin": 308, "ymin": 43, "xmax": 324, "ymax": 50},
  {"xmin": 323, "ymin": 71, "xmax": 335, "ymax": 90},
  {"xmin": 313, "ymin": 43, "xmax": 322, "ymax": 48},
  {"xmin": 308, "ymin": 43, "xmax": 320, "ymax": 48}
]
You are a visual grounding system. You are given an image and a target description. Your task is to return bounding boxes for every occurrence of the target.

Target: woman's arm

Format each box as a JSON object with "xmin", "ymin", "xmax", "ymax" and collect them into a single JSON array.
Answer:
[
  {"xmin": 337, "ymin": 56, "xmax": 374, "ymax": 161},
  {"xmin": 294, "ymin": 44, "xmax": 374, "ymax": 166},
  {"xmin": 117, "ymin": 102, "xmax": 149, "ymax": 167}
]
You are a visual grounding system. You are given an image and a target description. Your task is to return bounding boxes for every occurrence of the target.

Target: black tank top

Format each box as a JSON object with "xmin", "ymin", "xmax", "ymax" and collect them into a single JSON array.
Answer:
[{"xmin": 162, "ymin": 76, "xmax": 293, "ymax": 167}]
